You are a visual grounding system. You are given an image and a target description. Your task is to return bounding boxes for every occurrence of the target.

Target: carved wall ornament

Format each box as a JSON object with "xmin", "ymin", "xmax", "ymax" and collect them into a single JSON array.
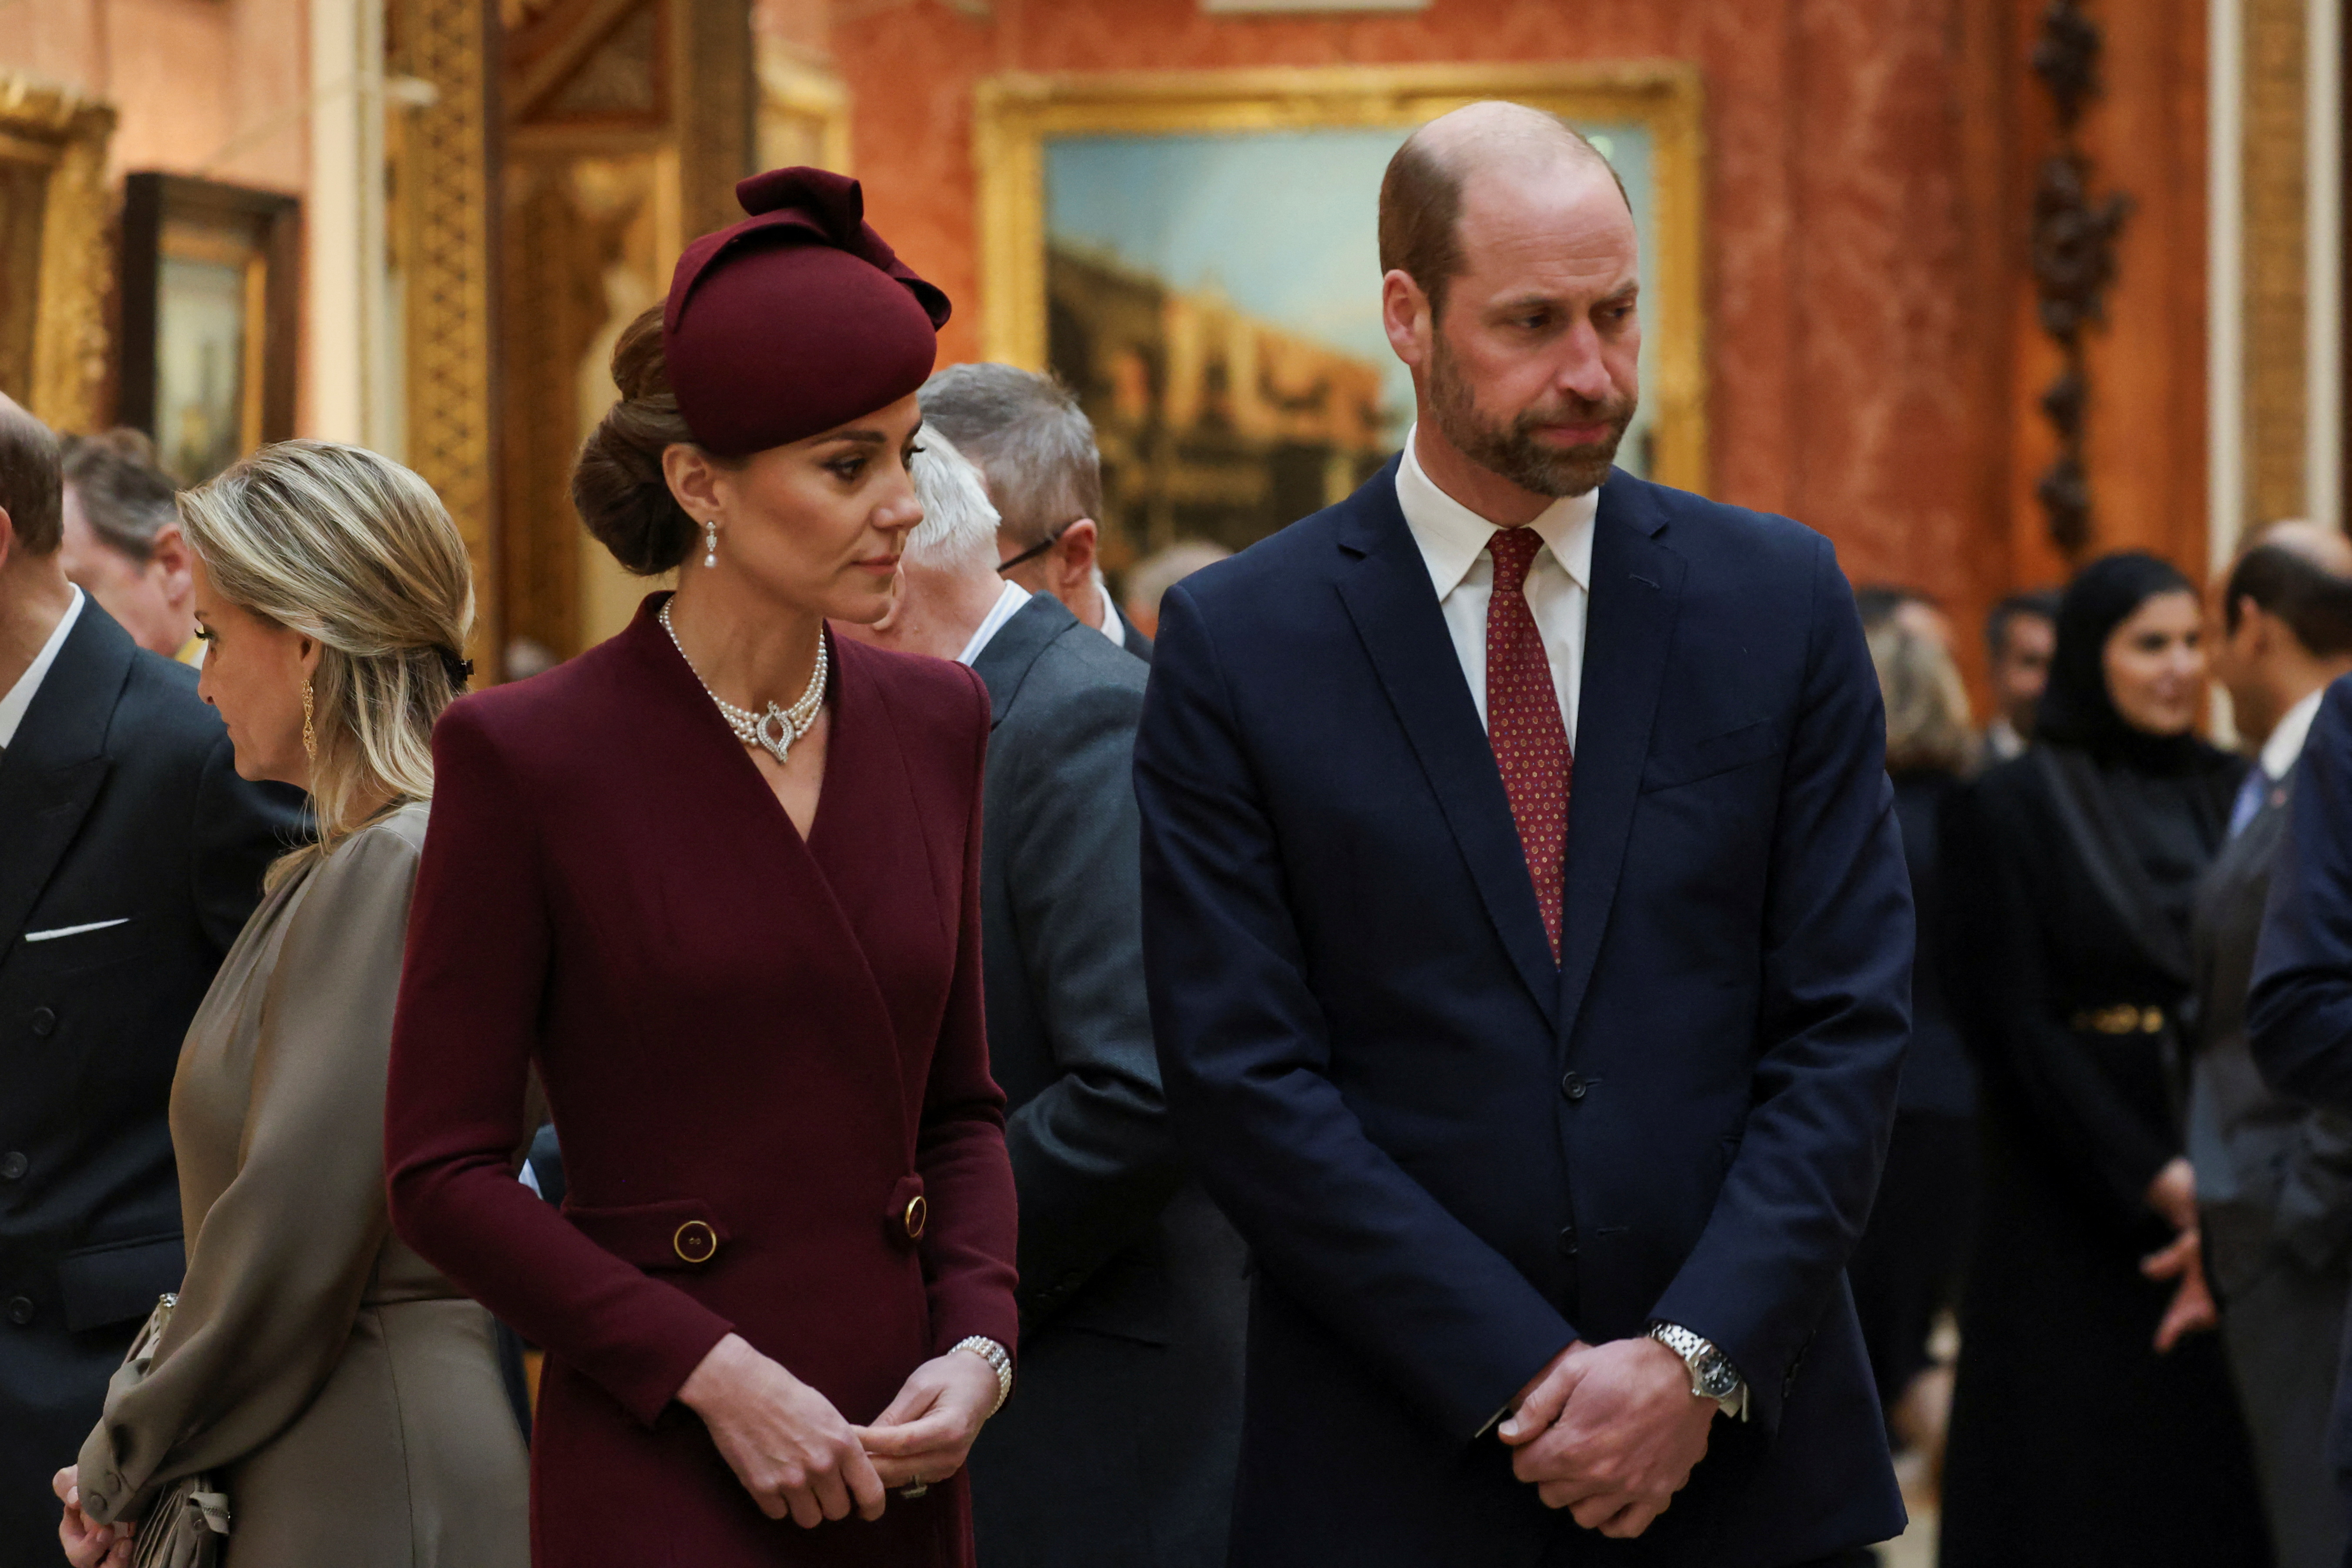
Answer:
[
  {"xmin": 392, "ymin": 0, "xmax": 500, "ymax": 670},
  {"xmin": 2028, "ymin": 0, "xmax": 2132, "ymax": 556}
]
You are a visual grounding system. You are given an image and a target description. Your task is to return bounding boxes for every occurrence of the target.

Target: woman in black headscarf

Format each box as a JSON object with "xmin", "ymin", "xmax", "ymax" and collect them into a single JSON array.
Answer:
[{"xmin": 1939, "ymin": 553, "xmax": 2270, "ymax": 1565}]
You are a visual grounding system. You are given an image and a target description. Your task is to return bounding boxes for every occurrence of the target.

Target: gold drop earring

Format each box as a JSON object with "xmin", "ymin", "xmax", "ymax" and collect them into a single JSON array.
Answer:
[
  {"xmin": 301, "ymin": 677, "xmax": 316, "ymax": 762},
  {"xmin": 703, "ymin": 516, "xmax": 719, "ymax": 569}
]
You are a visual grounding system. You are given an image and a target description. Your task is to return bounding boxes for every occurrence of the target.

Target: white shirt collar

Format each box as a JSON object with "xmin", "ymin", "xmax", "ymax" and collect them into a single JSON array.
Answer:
[
  {"xmin": 1093, "ymin": 575, "xmax": 1126, "ymax": 649},
  {"xmin": 956, "ymin": 580, "xmax": 1032, "ymax": 666},
  {"xmin": 2262, "ymin": 686, "xmax": 2328, "ymax": 781},
  {"xmin": 1395, "ymin": 424, "xmax": 1596, "ymax": 600},
  {"xmin": 0, "ymin": 585, "xmax": 85, "ymax": 750}
]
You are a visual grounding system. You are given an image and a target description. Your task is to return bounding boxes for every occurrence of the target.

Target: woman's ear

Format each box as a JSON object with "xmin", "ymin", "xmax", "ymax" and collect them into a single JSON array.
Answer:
[
  {"xmin": 663, "ymin": 444, "xmax": 724, "ymax": 523},
  {"xmin": 296, "ymin": 634, "xmax": 323, "ymax": 681}
]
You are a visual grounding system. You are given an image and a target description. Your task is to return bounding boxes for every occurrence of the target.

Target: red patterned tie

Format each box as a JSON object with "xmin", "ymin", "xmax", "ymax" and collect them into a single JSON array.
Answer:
[{"xmin": 1485, "ymin": 527, "xmax": 1571, "ymax": 962}]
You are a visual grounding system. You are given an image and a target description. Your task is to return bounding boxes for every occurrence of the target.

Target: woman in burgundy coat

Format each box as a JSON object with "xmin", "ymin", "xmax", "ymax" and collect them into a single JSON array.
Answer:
[{"xmin": 384, "ymin": 169, "xmax": 1019, "ymax": 1568}]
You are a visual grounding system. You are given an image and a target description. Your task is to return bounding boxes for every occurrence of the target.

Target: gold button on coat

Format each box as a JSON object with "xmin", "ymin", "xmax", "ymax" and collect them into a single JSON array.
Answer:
[{"xmin": 673, "ymin": 1220, "xmax": 718, "ymax": 1264}]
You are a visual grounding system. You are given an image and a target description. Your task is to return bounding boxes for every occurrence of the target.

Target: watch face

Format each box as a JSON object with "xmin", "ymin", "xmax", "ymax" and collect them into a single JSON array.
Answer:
[{"xmin": 1696, "ymin": 1355, "xmax": 1740, "ymax": 1400}]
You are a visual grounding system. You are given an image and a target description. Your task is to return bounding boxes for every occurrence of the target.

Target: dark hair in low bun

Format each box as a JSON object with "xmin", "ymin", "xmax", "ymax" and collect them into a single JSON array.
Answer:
[{"xmin": 572, "ymin": 306, "xmax": 702, "ymax": 575}]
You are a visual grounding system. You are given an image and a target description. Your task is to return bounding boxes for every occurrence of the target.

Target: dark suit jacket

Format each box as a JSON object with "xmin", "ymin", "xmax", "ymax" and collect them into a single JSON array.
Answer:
[
  {"xmin": 2253, "ymin": 676, "xmax": 2352, "ymax": 1111},
  {"xmin": 963, "ymin": 592, "xmax": 1245, "ymax": 1568},
  {"xmin": 386, "ymin": 598, "xmax": 1019, "ymax": 1568},
  {"xmin": 2192, "ymin": 763, "xmax": 2352, "ymax": 1296},
  {"xmin": 0, "ymin": 598, "xmax": 300, "ymax": 1567},
  {"xmin": 1136, "ymin": 461, "xmax": 1911, "ymax": 1567},
  {"xmin": 2248, "ymin": 676, "xmax": 2352, "ymax": 1487}
]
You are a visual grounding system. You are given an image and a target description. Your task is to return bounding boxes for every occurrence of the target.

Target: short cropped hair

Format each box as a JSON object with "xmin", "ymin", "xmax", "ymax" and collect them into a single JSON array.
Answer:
[
  {"xmin": 2224, "ymin": 542, "xmax": 2352, "ymax": 656},
  {"xmin": 905, "ymin": 429, "xmax": 1002, "ymax": 572},
  {"xmin": 1377, "ymin": 108, "xmax": 1627, "ymax": 320},
  {"xmin": 918, "ymin": 364, "xmax": 1103, "ymax": 552},
  {"xmin": 0, "ymin": 398, "xmax": 62, "ymax": 556},
  {"xmin": 61, "ymin": 429, "xmax": 179, "ymax": 563},
  {"xmin": 1985, "ymin": 588, "xmax": 2060, "ymax": 662}
]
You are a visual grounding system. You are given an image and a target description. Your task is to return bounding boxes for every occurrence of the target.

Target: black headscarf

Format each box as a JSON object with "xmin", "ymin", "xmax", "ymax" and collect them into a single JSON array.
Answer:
[{"xmin": 2033, "ymin": 551, "xmax": 2211, "ymax": 774}]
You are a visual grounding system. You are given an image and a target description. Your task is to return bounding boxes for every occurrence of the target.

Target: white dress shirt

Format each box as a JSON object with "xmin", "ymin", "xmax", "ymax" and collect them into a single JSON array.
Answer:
[
  {"xmin": 1394, "ymin": 426, "xmax": 1595, "ymax": 747},
  {"xmin": 0, "ymin": 585, "xmax": 85, "ymax": 750},
  {"xmin": 956, "ymin": 581, "xmax": 1032, "ymax": 667},
  {"xmin": 1090, "ymin": 575, "xmax": 1127, "ymax": 651},
  {"xmin": 2263, "ymin": 686, "xmax": 2327, "ymax": 782}
]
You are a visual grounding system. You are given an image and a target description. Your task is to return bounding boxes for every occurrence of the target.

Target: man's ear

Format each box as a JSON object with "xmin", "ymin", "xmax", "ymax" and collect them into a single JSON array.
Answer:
[
  {"xmin": 148, "ymin": 522, "xmax": 194, "ymax": 587},
  {"xmin": 0, "ymin": 504, "xmax": 14, "ymax": 575},
  {"xmin": 1050, "ymin": 518, "xmax": 1100, "ymax": 596},
  {"xmin": 1381, "ymin": 269, "xmax": 1433, "ymax": 370}
]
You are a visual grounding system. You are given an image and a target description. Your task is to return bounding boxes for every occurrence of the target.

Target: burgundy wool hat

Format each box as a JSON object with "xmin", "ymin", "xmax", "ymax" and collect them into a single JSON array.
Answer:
[{"xmin": 661, "ymin": 168, "xmax": 951, "ymax": 457}]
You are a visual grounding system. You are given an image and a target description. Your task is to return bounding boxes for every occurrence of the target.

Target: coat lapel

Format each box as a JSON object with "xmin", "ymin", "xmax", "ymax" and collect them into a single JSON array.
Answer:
[
  {"xmin": 1334, "ymin": 464, "xmax": 1561, "ymax": 1030},
  {"xmin": 0, "ymin": 601, "xmax": 131, "ymax": 951},
  {"xmin": 621, "ymin": 601, "xmax": 917, "ymax": 1141},
  {"xmin": 1557, "ymin": 475, "xmax": 1685, "ymax": 1048},
  {"xmin": 968, "ymin": 593, "xmax": 1078, "ymax": 728}
]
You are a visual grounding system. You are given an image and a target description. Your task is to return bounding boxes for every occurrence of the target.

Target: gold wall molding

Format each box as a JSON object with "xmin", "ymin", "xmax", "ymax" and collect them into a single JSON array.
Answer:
[
  {"xmin": 2241, "ymin": 0, "xmax": 2308, "ymax": 531},
  {"xmin": 972, "ymin": 61, "xmax": 1708, "ymax": 495},
  {"xmin": 0, "ymin": 74, "xmax": 116, "ymax": 433},
  {"xmin": 393, "ymin": 0, "xmax": 501, "ymax": 672}
]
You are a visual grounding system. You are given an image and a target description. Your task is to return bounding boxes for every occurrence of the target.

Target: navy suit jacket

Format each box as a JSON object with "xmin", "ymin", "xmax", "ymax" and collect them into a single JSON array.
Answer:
[
  {"xmin": 2251, "ymin": 675, "xmax": 2352, "ymax": 1111},
  {"xmin": 2247, "ymin": 674, "xmax": 2352, "ymax": 1488},
  {"xmin": 1135, "ymin": 461, "xmax": 1910, "ymax": 1567}
]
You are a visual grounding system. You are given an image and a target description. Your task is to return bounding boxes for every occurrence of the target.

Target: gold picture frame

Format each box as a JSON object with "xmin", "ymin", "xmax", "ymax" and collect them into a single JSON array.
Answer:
[
  {"xmin": 0, "ymin": 73, "xmax": 116, "ymax": 433},
  {"xmin": 973, "ymin": 61, "xmax": 1708, "ymax": 528}
]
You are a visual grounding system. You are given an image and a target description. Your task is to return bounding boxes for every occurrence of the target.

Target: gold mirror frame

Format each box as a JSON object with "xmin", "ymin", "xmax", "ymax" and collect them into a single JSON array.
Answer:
[
  {"xmin": 973, "ymin": 61, "xmax": 1707, "ymax": 494},
  {"xmin": 0, "ymin": 73, "xmax": 116, "ymax": 432}
]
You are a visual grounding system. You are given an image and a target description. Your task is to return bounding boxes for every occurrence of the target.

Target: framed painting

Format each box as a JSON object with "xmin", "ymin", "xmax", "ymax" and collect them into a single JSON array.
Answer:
[
  {"xmin": 0, "ymin": 74, "xmax": 116, "ymax": 434},
  {"xmin": 119, "ymin": 174, "xmax": 301, "ymax": 486},
  {"xmin": 973, "ymin": 62, "xmax": 1705, "ymax": 562}
]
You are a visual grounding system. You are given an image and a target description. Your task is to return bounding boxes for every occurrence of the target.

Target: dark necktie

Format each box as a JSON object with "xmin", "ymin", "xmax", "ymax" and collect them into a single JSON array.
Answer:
[{"xmin": 1485, "ymin": 527, "xmax": 1571, "ymax": 962}]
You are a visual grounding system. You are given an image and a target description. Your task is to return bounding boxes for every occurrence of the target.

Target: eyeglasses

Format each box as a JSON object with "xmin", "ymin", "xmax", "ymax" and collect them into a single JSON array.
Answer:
[{"xmin": 997, "ymin": 520, "xmax": 1085, "ymax": 575}]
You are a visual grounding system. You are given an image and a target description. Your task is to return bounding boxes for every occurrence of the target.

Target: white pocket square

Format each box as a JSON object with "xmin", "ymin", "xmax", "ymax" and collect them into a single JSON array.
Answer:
[{"xmin": 23, "ymin": 919, "xmax": 130, "ymax": 942}]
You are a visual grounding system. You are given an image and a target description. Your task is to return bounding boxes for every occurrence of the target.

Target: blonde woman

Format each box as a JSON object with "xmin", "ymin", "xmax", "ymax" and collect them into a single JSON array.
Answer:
[
  {"xmin": 1844, "ymin": 615, "xmax": 1980, "ymax": 1444},
  {"xmin": 52, "ymin": 441, "xmax": 528, "ymax": 1568}
]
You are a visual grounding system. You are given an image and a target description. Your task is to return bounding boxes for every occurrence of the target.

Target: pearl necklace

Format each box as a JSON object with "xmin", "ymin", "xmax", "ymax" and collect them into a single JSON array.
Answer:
[{"xmin": 659, "ymin": 598, "xmax": 827, "ymax": 766}]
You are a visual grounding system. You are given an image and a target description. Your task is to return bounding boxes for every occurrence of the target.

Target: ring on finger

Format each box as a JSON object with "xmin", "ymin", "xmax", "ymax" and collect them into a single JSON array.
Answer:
[{"xmin": 899, "ymin": 1474, "xmax": 929, "ymax": 1501}]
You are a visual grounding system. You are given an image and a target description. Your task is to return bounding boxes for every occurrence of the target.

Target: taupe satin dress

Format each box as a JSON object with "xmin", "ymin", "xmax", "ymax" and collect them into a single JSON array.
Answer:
[{"xmin": 75, "ymin": 804, "xmax": 528, "ymax": 1568}]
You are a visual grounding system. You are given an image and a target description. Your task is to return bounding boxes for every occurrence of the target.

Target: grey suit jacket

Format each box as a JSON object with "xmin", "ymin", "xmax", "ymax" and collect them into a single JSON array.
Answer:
[
  {"xmin": 964, "ymin": 592, "xmax": 1244, "ymax": 1568},
  {"xmin": 2189, "ymin": 765, "xmax": 2352, "ymax": 1296}
]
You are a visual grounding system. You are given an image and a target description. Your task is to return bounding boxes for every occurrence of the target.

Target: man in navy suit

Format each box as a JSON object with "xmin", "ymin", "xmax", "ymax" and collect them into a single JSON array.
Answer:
[
  {"xmin": 1135, "ymin": 102, "xmax": 1911, "ymax": 1566},
  {"xmin": 2249, "ymin": 671, "xmax": 2352, "ymax": 1564}
]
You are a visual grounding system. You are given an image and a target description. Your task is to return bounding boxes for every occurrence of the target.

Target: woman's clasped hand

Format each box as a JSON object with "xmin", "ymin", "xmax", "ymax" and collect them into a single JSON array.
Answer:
[
  {"xmin": 677, "ymin": 1334, "xmax": 1000, "ymax": 1529},
  {"xmin": 53, "ymin": 1466, "xmax": 133, "ymax": 1568}
]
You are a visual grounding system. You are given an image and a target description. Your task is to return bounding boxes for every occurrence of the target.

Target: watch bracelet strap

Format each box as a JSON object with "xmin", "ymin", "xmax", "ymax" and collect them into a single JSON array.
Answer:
[
  {"xmin": 952, "ymin": 1335, "xmax": 1013, "ymax": 1417},
  {"xmin": 1647, "ymin": 1322, "xmax": 1746, "ymax": 1418}
]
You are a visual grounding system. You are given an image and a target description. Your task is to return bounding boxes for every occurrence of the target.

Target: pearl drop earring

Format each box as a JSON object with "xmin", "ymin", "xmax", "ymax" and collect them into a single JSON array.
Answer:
[{"xmin": 703, "ymin": 517, "xmax": 718, "ymax": 569}]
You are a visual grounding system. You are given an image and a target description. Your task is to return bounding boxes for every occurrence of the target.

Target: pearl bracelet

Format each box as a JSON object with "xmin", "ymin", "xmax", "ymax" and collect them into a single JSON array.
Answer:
[{"xmin": 952, "ymin": 1335, "xmax": 1013, "ymax": 1417}]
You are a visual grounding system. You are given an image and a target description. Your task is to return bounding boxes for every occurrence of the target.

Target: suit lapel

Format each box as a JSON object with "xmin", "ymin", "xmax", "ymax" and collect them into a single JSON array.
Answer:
[
  {"xmin": 1334, "ymin": 466, "xmax": 1561, "ymax": 1030},
  {"xmin": 0, "ymin": 602, "xmax": 132, "ymax": 950},
  {"xmin": 1557, "ymin": 476, "xmax": 1685, "ymax": 1048},
  {"xmin": 968, "ymin": 593, "xmax": 1078, "ymax": 728}
]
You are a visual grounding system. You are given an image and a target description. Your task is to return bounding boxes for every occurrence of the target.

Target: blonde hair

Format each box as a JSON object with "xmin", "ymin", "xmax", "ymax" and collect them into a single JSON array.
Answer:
[
  {"xmin": 1867, "ymin": 619, "xmax": 1974, "ymax": 775},
  {"xmin": 179, "ymin": 441, "xmax": 475, "ymax": 878}
]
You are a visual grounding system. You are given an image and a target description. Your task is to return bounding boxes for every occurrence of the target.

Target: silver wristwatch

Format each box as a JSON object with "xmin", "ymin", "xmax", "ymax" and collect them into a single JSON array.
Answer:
[{"xmin": 1647, "ymin": 1322, "xmax": 1746, "ymax": 1418}]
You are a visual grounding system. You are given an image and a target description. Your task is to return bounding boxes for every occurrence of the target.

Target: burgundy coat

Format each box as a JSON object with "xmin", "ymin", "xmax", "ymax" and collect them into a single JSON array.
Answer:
[{"xmin": 385, "ymin": 596, "xmax": 1020, "ymax": 1568}]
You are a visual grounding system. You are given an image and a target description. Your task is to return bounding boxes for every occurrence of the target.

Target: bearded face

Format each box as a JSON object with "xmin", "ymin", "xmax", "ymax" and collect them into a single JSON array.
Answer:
[{"xmin": 1425, "ymin": 323, "xmax": 1635, "ymax": 500}]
